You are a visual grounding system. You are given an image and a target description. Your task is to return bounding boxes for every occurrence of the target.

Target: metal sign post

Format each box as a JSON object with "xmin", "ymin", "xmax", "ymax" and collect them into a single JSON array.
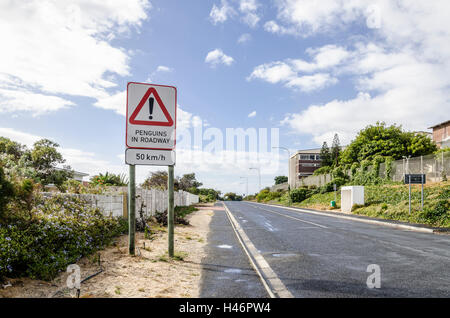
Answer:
[
  {"xmin": 404, "ymin": 174, "xmax": 426, "ymax": 215},
  {"xmin": 409, "ymin": 178, "xmax": 411, "ymax": 215},
  {"xmin": 168, "ymin": 165, "xmax": 175, "ymax": 257},
  {"xmin": 125, "ymin": 82, "xmax": 177, "ymax": 256},
  {"xmin": 421, "ymin": 174, "xmax": 424, "ymax": 210},
  {"xmin": 128, "ymin": 165, "xmax": 136, "ymax": 255}
]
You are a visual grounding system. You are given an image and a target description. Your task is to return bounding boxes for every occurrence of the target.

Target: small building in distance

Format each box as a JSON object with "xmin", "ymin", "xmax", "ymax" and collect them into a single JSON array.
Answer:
[
  {"xmin": 289, "ymin": 148, "xmax": 322, "ymax": 189},
  {"xmin": 429, "ymin": 120, "xmax": 450, "ymax": 149}
]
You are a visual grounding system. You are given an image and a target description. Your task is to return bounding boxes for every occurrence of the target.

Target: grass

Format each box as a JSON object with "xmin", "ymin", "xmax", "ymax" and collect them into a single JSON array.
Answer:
[
  {"xmin": 264, "ymin": 181, "xmax": 450, "ymax": 228},
  {"xmin": 157, "ymin": 251, "xmax": 188, "ymax": 262},
  {"xmin": 175, "ymin": 205, "xmax": 198, "ymax": 219}
]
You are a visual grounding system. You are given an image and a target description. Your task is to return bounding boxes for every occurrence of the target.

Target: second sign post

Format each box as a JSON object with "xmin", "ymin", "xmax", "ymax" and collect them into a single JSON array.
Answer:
[{"xmin": 125, "ymin": 82, "xmax": 177, "ymax": 257}]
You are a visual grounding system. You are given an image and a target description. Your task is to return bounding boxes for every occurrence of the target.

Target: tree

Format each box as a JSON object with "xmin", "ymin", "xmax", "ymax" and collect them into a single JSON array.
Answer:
[
  {"xmin": 407, "ymin": 133, "xmax": 438, "ymax": 157},
  {"xmin": 0, "ymin": 137, "xmax": 25, "ymax": 160},
  {"xmin": 178, "ymin": 173, "xmax": 202, "ymax": 191},
  {"xmin": 141, "ymin": 170, "xmax": 168, "ymax": 189},
  {"xmin": 319, "ymin": 142, "xmax": 332, "ymax": 167},
  {"xmin": 340, "ymin": 122, "xmax": 438, "ymax": 164},
  {"xmin": 274, "ymin": 176, "xmax": 288, "ymax": 184},
  {"xmin": 0, "ymin": 167, "xmax": 14, "ymax": 221},
  {"xmin": 30, "ymin": 139, "xmax": 73, "ymax": 187},
  {"xmin": 224, "ymin": 192, "xmax": 242, "ymax": 201},
  {"xmin": 331, "ymin": 134, "xmax": 341, "ymax": 166}
]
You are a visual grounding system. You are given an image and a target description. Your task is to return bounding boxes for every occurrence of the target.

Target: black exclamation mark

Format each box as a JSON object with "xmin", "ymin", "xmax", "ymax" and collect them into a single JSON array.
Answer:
[{"xmin": 149, "ymin": 97, "xmax": 154, "ymax": 120}]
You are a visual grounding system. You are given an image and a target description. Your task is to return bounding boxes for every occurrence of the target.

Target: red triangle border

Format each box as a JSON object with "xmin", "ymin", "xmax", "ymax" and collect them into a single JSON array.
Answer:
[{"xmin": 129, "ymin": 87, "xmax": 174, "ymax": 126}]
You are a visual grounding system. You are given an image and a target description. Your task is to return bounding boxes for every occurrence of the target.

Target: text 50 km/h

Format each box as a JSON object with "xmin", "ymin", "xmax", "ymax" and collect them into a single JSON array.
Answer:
[{"xmin": 125, "ymin": 148, "xmax": 175, "ymax": 166}]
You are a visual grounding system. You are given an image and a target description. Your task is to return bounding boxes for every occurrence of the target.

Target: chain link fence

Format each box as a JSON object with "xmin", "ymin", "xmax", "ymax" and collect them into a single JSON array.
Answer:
[{"xmin": 293, "ymin": 151, "xmax": 450, "ymax": 188}]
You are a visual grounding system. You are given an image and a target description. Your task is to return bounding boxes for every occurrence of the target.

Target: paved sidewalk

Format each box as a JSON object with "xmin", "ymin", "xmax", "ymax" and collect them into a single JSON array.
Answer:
[{"xmin": 199, "ymin": 203, "xmax": 268, "ymax": 298}]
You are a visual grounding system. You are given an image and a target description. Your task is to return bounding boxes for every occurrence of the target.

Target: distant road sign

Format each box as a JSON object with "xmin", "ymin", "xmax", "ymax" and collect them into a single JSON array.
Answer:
[
  {"xmin": 125, "ymin": 148, "xmax": 175, "ymax": 166},
  {"xmin": 126, "ymin": 82, "xmax": 176, "ymax": 150},
  {"xmin": 404, "ymin": 174, "xmax": 426, "ymax": 184}
]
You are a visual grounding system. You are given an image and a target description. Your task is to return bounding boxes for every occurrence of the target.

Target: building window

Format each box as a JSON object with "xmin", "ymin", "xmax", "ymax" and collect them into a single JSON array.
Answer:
[{"xmin": 300, "ymin": 163, "xmax": 320, "ymax": 167}]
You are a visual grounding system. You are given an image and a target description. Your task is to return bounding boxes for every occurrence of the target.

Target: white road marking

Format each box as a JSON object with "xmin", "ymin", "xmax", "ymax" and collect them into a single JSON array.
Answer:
[
  {"xmin": 217, "ymin": 244, "xmax": 233, "ymax": 249},
  {"xmin": 251, "ymin": 204, "xmax": 328, "ymax": 229},
  {"xmin": 251, "ymin": 202, "xmax": 435, "ymax": 234}
]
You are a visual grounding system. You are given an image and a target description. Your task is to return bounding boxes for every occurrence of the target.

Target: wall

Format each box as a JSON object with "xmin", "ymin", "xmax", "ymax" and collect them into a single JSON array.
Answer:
[
  {"xmin": 41, "ymin": 189, "xmax": 199, "ymax": 218},
  {"xmin": 270, "ymin": 182, "xmax": 289, "ymax": 192}
]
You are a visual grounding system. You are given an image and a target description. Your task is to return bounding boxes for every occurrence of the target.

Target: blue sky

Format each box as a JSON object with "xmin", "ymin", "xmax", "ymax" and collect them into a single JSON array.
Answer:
[{"xmin": 1, "ymin": 1, "xmax": 449, "ymax": 194}]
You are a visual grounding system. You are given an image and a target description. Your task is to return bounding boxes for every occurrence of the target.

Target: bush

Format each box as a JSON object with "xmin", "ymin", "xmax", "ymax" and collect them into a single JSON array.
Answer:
[
  {"xmin": 0, "ymin": 195, "xmax": 127, "ymax": 281},
  {"xmin": 421, "ymin": 200, "xmax": 449, "ymax": 223},
  {"xmin": 256, "ymin": 189, "xmax": 283, "ymax": 202},
  {"xmin": 0, "ymin": 167, "xmax": 14, "ymax": 221},
  {"xmin": 318, "ymin": 177, "xmax": 347, "ymax": 194},
  {"xmin": 290, "ymin": 188, "xmax": 312, "ymax": 203},
  {"xmin": 313, "ymin": 166, "xmax": 332, "ymax": 176},
  {"xmin": 154, "ymin": 205, "xmax": 198, "ymax": 226}
]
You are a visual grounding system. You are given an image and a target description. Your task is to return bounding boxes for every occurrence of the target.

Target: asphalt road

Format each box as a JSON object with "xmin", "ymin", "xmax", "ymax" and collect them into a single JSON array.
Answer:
[{"xmin": 222, "ymin": 201, "xmax": 450, "ymax": 298}]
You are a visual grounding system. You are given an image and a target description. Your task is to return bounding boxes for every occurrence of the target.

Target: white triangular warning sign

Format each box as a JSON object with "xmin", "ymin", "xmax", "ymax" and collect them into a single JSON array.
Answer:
[{"xmin": 129, "ymin": 87, "xmax": 173, "ymax": 126}]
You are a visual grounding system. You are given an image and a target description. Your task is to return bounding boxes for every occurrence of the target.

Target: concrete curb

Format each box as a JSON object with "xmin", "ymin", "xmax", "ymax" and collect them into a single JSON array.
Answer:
[
  {"xmin": 222, "ymin": 202, "xmax": 294, "ymax": 298},
  {"xmin": 250, "ymin": 202, "xmax": 440, "ymax": 234}
]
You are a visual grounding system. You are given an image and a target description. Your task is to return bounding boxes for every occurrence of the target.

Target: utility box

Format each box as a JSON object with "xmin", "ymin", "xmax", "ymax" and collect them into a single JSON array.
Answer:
[{"xmin": 341, "ymin": 186, "xmax": 364, "ymax": 213}]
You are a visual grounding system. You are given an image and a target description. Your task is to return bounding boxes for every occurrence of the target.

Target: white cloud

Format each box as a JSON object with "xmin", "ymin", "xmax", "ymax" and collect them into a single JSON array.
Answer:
[
  {"xmin": 205, "ymin": 49, "xmax": 235, "ymax": 67},
  {"xmin": 290, "ymin": 45, "xmax": 350, "ymax": 72},
  {"xmin": 0, "ymin": 127, "xmax": 42, "ymax": 147},
  {"xmin": 248, "ymin": 57, "xmax": 338, "ymax": 92},
  {"xmin": 263, "ymin": 20, "xmax": 297, "ymax": 35},
  {"xmin": 286, "ymin": 73, "xmax": 338, "ymax": 92},
  {"xmin": 248, "ymin": 111, "xmax": 257, "ymax": 118},
  {"xmin": 0, "ymin": 0, "xmax": 150, "ymax": 116},
  {"xmin": 259, "ymin": 1, "xmax": 450, "ymax": 144},
  {"xmin": 210, "ymin": 0, "xmax": 262, "ymax": 28},
  {"xmin": 156, "ymin": 65, "xmax": 173, "ymax": 73},
  {"xmin": 267, "ymin": 0, "xmax": 363, "ymax": 37},
  {"xmin": 209, "ymin": 0, "xmax": 235, "ymax": 24},
  {"xmin": 248, "ymin": 62, "xmax": 295, "ymax": 84},
  {"xmin": 0, "ymin": 88, "xmax": 74, "ymax": 116},
  {"xmin": 93, "ymin": 90, "xmax": 126, "ymax": 116},
  {"xmin": 239, "ymin": 0, "xmax": 261, "ymax": 27},
  {"xmin": 237, "ymin": 33, "xmax": 252, "ymax": 44}
]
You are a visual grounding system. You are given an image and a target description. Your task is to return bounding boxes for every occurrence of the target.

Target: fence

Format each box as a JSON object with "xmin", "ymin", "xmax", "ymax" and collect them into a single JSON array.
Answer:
[
  {"xmin": 41, "ymin": 188, "xmax": 199, "ymax": 218},
  {"xmin": 293, "ymin": 151, "xmax": 450, "ymax": 189}
]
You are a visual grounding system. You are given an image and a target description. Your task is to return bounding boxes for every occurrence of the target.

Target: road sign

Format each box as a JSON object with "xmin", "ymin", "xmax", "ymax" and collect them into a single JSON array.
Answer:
[
  {"xmin": 126, "ymin": 82, "xmax": 176, "ymax": 150},
  {"xmin": 404, "ymin": 174, "xmax": 426, "ymax": 184},
  {"xmin": 125, "ymin": 148, "xmax": 175, "ymax": 166}
]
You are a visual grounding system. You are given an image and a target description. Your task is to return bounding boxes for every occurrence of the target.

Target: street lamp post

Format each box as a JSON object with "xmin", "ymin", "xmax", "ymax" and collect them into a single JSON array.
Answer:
[
  {"xmin": 249, "ymin": 167, "xmax": 261, "ymax": 193},
  {"xmin": 273, "ymin": 146, "xmax": 291, "ymax": 206}
]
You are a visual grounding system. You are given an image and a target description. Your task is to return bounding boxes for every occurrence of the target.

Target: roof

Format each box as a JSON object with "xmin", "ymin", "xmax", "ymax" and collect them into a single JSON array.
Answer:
[
  {"xmin": 290, "ymin": 148, "xmax": 322, "ymax": 158},
  {"xmin": 55, "ymin": 167, "xmax": 89, "ymax": 177},
  {"xmin": 428, "ymin": 120, "xmax": 450, "ymax": 129},
  {"xmin": 290, "ymin": 145, "xmax": 348, "ymax": 158}
]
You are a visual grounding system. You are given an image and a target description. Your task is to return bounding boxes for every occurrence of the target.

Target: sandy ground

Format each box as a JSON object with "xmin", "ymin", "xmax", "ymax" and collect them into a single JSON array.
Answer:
[{"xmin": 0, "ymin": 205, "xmax": 214, "ymax": 298}]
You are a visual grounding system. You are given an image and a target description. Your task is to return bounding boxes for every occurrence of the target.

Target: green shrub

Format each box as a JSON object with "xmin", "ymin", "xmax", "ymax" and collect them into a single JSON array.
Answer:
[
  {"xmin": 421, "ymin": 200, "xmax": 449, "ymax": 223},
  {"xmin": 313, "ymin": 166, "xmax": 332, "ymax": 176},
  {"xmin": 290, "ymin": 188, "xmax": 312, "ymax": 203},
  {"xmin": 256, "ymin": 189, "xmax": 283, "ymax": 202},
  {"xmin": 0, "ymin": 195, "xmax": 127, "ymax": 281}
]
